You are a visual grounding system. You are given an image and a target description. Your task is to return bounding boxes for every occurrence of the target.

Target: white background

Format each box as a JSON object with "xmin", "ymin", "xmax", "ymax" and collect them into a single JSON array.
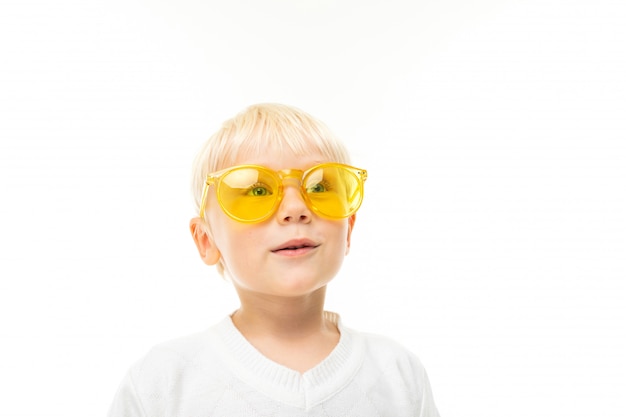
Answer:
[{"xmin": 1, "ymin": 0, "xmax": 624, "ymax": 416}]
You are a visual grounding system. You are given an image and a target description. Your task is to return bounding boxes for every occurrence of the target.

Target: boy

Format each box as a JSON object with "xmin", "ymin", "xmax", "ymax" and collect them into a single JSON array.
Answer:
[{"xmin": 108, "ymin": 103, "xmax": 440, "ymax": 416}]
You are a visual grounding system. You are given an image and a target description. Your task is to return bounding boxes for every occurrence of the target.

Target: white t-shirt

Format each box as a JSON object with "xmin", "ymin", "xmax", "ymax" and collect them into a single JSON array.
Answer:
[{"xmin": 108, "ymin": 313, "xmax": 440, "ymax": 417}]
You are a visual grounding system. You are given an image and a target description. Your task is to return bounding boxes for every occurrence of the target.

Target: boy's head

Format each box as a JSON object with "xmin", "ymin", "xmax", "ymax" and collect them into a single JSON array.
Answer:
[{"xmin": 190, "ymin": 103, "xmax": 363, "ymax": 283}]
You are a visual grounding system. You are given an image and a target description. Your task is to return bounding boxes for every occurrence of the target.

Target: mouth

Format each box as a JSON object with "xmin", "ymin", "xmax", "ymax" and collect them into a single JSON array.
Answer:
[{"xmin": 271, "ymin": 239, "xmax": 320, "ymax": 254}]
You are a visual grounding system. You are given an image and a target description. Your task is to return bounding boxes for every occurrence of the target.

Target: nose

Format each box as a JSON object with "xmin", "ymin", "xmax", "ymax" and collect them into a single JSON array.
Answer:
[{"xmin": 276, "ymin": 183, "xmax": 312, "ymax": 224}]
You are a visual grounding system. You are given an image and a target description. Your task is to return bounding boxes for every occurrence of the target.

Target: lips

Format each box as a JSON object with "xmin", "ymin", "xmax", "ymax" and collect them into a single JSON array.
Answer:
[{"xmin": 271, "ymin": 239, "xmax": 320, "ymax": 253}]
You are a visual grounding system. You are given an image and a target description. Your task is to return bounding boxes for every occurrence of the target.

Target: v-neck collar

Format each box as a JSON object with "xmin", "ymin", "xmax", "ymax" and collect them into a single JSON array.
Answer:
[{"xmin": 208, "ymin": 312, "xmax": 365, "ymax": 410}]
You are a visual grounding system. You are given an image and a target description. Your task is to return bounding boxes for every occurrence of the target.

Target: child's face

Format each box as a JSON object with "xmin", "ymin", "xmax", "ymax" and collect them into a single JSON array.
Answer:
[{"xmin": 203, "ymin": 148, "xmax": 355, "ymax": 299}]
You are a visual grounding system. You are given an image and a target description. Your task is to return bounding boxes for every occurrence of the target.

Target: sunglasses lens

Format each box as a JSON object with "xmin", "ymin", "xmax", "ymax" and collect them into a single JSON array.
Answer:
[
  {"xmin": 304, "ymin": 165, "xmax": 363, "ymax": 218},
  {"xmin": 217, "ymin": 167, "xmax": 280, "ymax": 221}
]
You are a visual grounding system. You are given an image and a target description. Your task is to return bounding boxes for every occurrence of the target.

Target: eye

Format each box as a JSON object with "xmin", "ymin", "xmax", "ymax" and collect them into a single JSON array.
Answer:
[
  {"xmin": 307, "ymin": 180, "xmax": 332, "ymax": 193},
  {"xmin": 247, "ymin": 183, "xmax": 272, "ymax": 197}
]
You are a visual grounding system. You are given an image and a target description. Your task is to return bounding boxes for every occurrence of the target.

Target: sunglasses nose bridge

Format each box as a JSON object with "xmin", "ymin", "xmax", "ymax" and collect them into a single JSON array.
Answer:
[{"xmin": 277, "ymin": 169, "xmax": 304, "ymax": 189}]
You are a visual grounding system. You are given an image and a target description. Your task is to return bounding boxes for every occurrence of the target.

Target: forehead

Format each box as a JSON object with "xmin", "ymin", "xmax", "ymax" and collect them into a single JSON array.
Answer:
[{"xmin": 232, "ymin": 146, "xmax": 331, "ymax": 171}]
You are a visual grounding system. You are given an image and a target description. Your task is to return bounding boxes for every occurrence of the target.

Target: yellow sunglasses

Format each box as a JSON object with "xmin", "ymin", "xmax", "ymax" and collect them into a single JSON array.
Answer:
[{"xmin": 199, "ymin": 162, "xmax": 367, "ymax": 223}]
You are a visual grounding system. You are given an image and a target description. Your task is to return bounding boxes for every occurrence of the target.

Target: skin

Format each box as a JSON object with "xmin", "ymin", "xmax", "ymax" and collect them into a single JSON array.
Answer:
[{"xmin": 189, "ymin": 149, "xmax": 356, "ymax": 373}]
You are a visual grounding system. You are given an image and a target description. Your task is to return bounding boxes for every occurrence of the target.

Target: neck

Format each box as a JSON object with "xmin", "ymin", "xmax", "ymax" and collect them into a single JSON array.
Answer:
[
  {"xmin": 230, "ymin": 285, "xmax": 340, "ymax": 373},
  {"xmin": 232, "ymin": 286, "xmax": 332, "ymax": 340}
]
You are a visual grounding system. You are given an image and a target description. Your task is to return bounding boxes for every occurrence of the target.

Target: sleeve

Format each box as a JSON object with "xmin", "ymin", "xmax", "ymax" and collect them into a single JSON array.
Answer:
[
  {"xmin": 418, "ymin": 367, "xmax": 440, "ymax": 417},
  {"xmin": 107, "ymin": 370, "xmax": 148, "ymax": 417}
]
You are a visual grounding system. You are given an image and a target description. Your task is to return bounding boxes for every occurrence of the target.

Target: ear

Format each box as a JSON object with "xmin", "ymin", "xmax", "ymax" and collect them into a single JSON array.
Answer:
[
  {"xmin": 189, "ymin": 217, "xmax": 221, "ymax": 265},
  {"xmin": 345, "ymin": 214, "xmax": 356, "ymax": 255}
]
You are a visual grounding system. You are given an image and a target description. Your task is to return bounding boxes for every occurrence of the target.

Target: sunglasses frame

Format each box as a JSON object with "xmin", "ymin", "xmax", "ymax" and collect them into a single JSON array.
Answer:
[{"xmin": 199, "ymin": 162, "xmax": 367, "ymax": 223}]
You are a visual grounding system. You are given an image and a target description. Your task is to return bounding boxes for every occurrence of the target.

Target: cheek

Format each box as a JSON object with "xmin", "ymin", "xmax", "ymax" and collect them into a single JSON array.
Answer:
[
  {"xmin": 210, "ymin": 220, "xmax": 262, "ymax": 274},
  {"xmin": 324, "ymin": 221, "xmax": 352, "ymax": 260},
  {"xmin": 338, "ymin": 220, "xmax": 351, "ymax": 244}
]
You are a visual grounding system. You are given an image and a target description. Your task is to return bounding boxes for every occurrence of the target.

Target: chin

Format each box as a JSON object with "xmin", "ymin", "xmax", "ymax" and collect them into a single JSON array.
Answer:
[{"xmin": 270, "ymin": 278, "xmax": 331, "ymax": 298}]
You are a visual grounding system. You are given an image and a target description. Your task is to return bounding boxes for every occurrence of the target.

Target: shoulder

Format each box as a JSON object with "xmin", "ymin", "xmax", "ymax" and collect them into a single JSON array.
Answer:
[
  {"xmin": 109, "ymin": 320, "xmax": 232, "ymax": 417},
  {"xmin": 362, "ymin": 330, "xmax": 426, "ymax": 366},
  {"xmin": 343, "ymin": 324, "xmax": 430, "ymax": 386},
  {"xmin": 132, "ymin": 330, "xmax": 210, "ymax": 371},
  {"xmin": 336, "ymin": 315, "xmax": 426, "ymax": 370},
  {"xmin": 124, "ymin": 319, "xmax": 228, "ymax": 391},
  {"xmin": 338, "ymin": 324, "xmax": 440, "ymax": 415}
]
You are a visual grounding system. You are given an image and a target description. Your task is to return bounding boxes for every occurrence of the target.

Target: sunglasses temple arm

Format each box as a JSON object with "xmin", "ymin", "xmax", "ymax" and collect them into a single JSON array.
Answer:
[{"xmin": 199, "ymin": 181, "xmax": 211, "ymax": 219}]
